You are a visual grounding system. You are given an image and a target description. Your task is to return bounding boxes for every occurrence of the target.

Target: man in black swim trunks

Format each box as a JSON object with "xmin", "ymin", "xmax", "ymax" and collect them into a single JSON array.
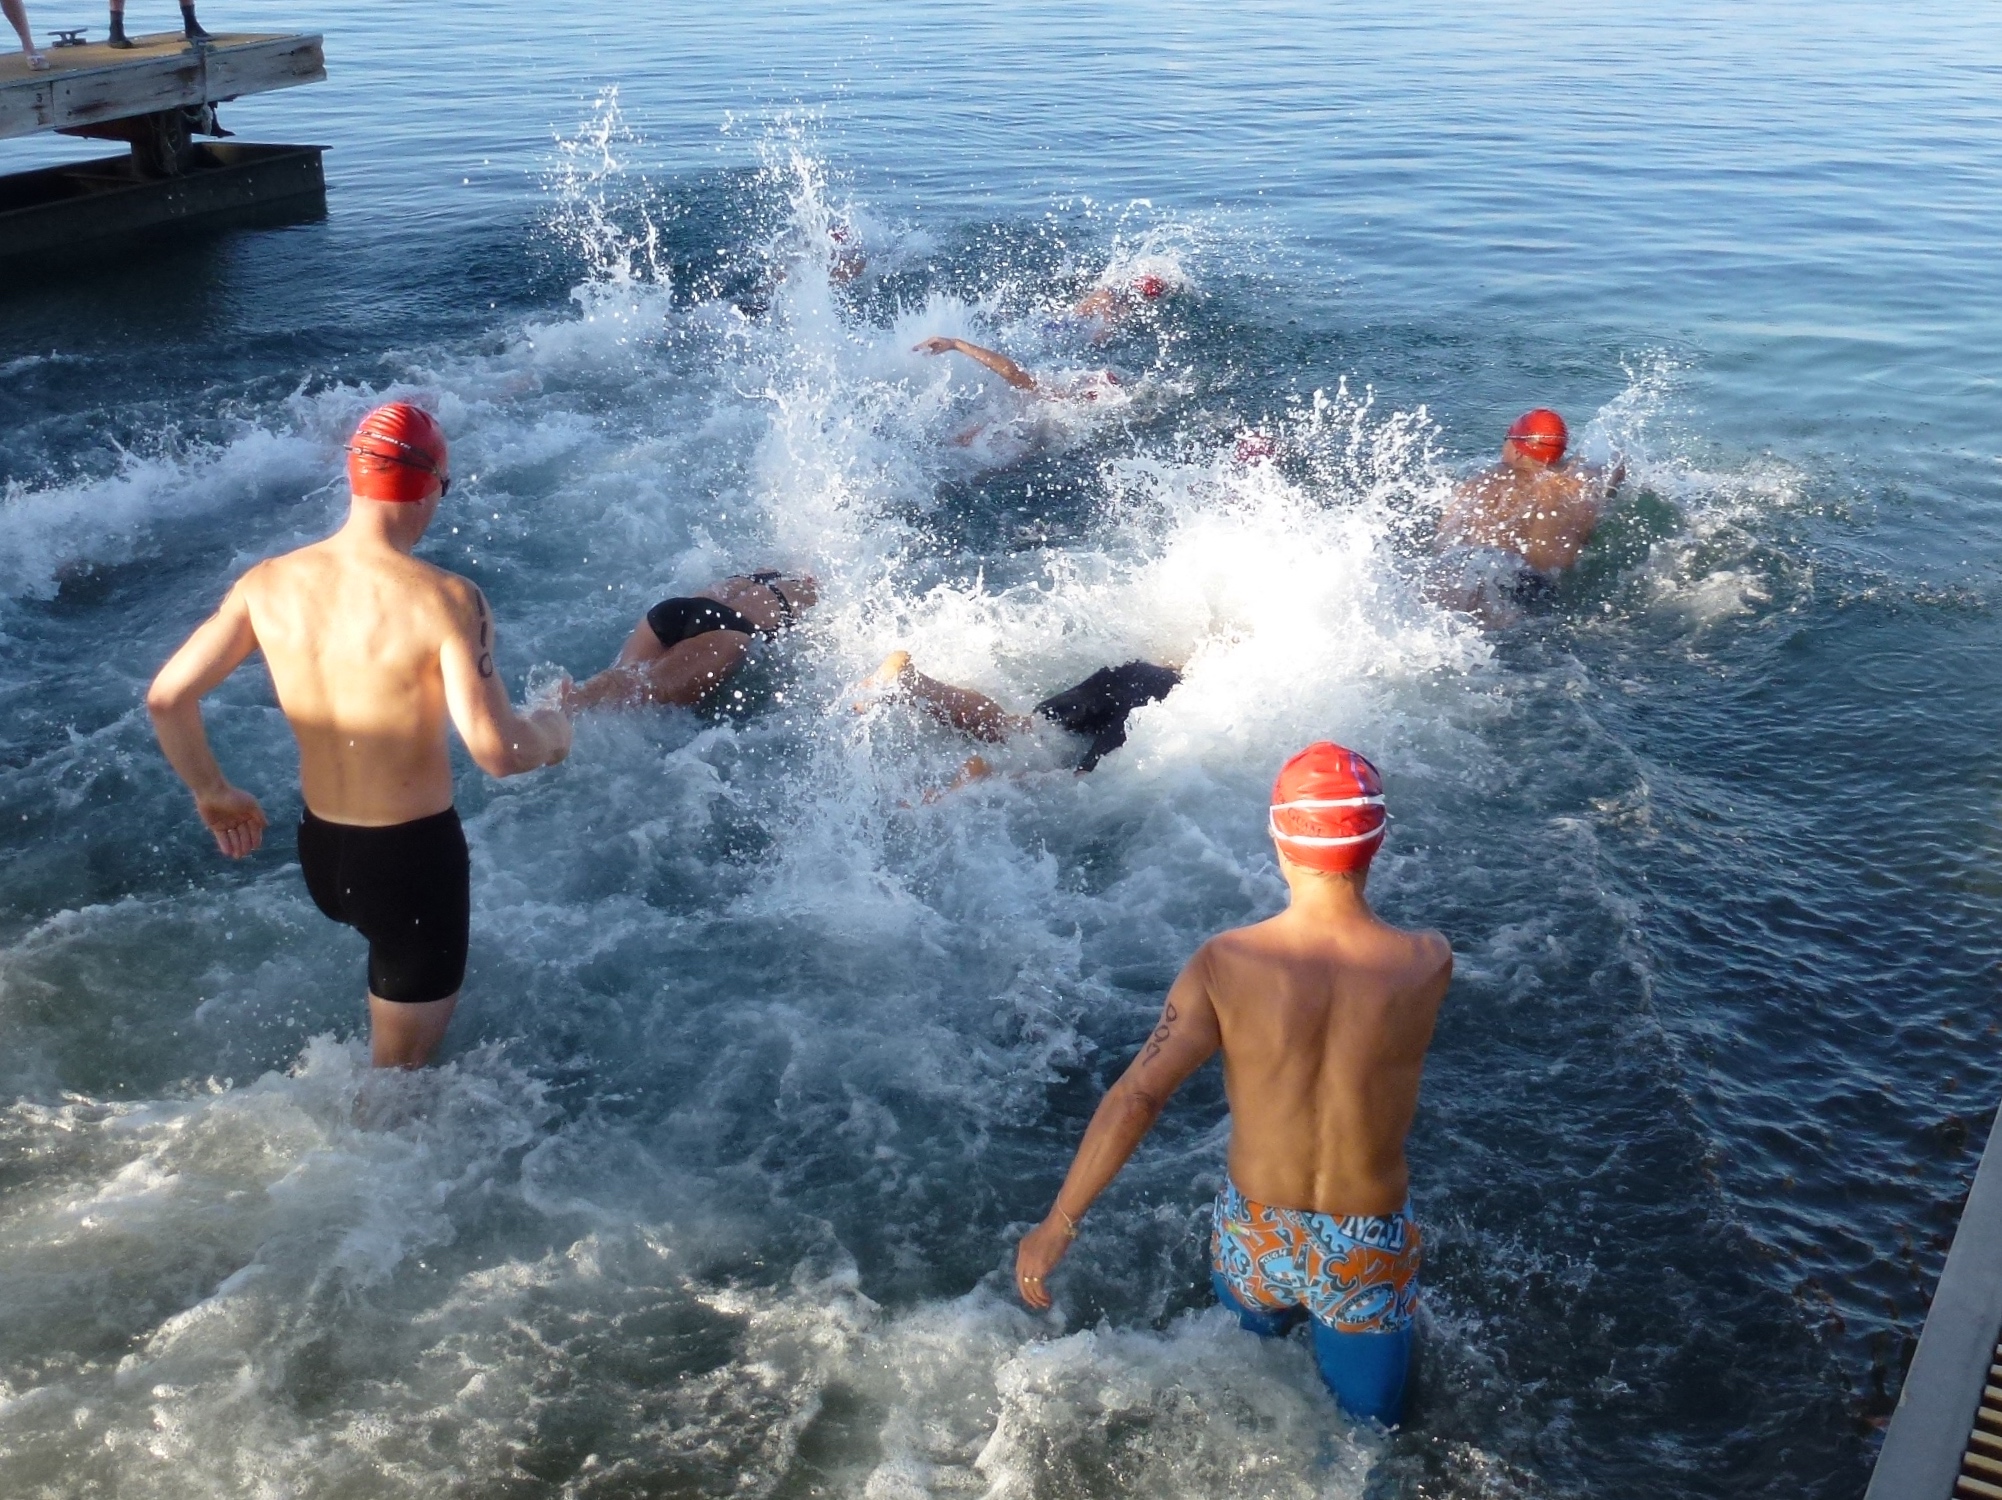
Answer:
[
  {"xmin": 562, "ymin": 569, "xmax": 819, "ymax": 712},
  {"xmin": 147, "ymin": 404, "xmax": 571, "ymax": 1068},
  {"xmin": 857, "ymin": 649, "xmax": 1181, "ymax": 779}
]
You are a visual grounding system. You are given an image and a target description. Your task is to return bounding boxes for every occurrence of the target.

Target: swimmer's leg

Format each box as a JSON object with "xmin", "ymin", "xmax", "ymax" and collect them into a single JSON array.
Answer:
[
  {"xmin": 858, "ymin": 651, "xmax": 1031, "ymax": 741},
  {"xmin": 369, "ymin": 992, "xmax": 458, "ymax": 1069},
  {"xmin": 566, "ymin": 623, "xmax": 750, "ymax": 711},
  {"xmin": 1211, "ymin": 1270, "xmax": 1308, "ymax": 1339},
  {"xmin": 1307, "ymin": 1321, "xmax": 1413, "ymax": 1427},
  {"xmin": 634, "ymin": 633, "xmax": 750, "ymax": 708}
]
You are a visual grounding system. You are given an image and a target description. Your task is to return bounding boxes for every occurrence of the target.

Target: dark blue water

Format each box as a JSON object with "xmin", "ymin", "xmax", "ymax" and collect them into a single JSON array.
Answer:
[{"xmin": 4, "ymin": 2, "xmax": 2000, "ymax": 1493}]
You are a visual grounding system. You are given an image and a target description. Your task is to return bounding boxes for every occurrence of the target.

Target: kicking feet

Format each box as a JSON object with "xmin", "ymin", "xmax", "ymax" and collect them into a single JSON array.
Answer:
[{"xmin": 853, "ymin": 649, "xmax": 913, "ymax": 712}]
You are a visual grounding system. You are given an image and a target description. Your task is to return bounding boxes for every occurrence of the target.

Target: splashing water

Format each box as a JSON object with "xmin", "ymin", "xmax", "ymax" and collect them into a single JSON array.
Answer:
[{"xmin": 0, "ymin": 49, "xmax": 1958, "ymax": 1494}]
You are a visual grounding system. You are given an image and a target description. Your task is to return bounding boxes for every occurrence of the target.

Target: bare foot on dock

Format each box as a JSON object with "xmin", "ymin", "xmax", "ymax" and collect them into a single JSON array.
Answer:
[{"xmin": 853, "ymin": 649, "xmax": 912, "ymax": 712}]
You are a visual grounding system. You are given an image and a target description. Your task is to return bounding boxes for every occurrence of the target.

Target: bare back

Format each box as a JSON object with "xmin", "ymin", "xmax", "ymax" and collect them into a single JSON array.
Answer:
[
  {"xmin": 1201, "ymin": 912, "xmax": 1450, "ymax": 1216},
  {"xmin": 1439, "ymin": 463, "xmax": 1606, "ymax": 575},
  {"xmin": 239, "ymin": 539, "xmax": 482, "ymax": 825}
]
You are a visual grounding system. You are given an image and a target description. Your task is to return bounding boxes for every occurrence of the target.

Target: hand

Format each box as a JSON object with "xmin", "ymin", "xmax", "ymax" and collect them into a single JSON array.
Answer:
[
  {"xmin": 1014, "ymin": 1212, "xmax": 1076, "ymax": 1310},
  {"xmin": 196, "ymin": 785, "xmax": 267, "ymax": 859},
  {"xmin": 913, "ymin": 336, "xmax": 959, "ymax": 356},
  {"xmin": 531, "ymin": 706, "xmax": 573, "ymax": 765}
]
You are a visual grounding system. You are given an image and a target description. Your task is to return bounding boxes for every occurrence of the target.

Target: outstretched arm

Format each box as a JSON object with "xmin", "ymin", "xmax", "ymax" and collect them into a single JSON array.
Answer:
[
  {"xmin": 1014, "ymin": 951, "xmax": 1224, "ymax": 1308},
  {"xmin": 146, "ymin": 579, "xmax": 269, "ymax": 858},
  {"xmin": 440, "ymin": 585, "xmax": 573, "ymax": 777},
  {"xmin": 913, "ymin": 335, "xmax": 1038, "ymax": 391}
]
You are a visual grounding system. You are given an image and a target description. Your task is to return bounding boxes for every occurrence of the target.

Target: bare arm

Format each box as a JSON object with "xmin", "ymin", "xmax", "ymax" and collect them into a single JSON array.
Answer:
[
  {"xmin": 440, "ymin": 586, "xmax": 573, "ymax": 777},
  {"xmin": 146, "ymin": 579, "xmax": 269, "ymax": 858},
  {"xmin": 914, "ymin": 335, "xmax": 1038, "ymax": 391},
  {"xmin": 1014, "ymin": 951, "xmax": 1224, "ymax": 1308}
]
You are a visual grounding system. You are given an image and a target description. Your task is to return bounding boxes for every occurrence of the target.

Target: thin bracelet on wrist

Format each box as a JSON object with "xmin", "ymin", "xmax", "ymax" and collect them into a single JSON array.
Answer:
[{"xmin": 1055, "ymin": 1207, "xmax": 1081, "ymax": 1240}]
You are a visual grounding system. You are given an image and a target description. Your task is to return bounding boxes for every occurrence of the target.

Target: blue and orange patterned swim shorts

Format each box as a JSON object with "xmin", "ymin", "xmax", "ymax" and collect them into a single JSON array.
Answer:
[{"xmin": 1210, "ymin": 1179, "xmax": 1422, "ymax": 1333}]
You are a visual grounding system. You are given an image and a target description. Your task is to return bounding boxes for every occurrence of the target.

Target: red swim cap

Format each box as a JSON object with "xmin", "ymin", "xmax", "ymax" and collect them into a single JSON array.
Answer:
[
  {"xmin": 346, "ymin": 403, "xmax": 448, "ymax": 502},
  {"xmin": 1134, "ymin": 274, "xmax": 1166, "ymax": 300},
  {"xmin": 1270, "ymin": 742, "xmax": 1386, "ymax": 874},
  {"xmin": 1234, "ymin": 430, "xmax": 1276, "ymax": 464},
  {"xmin": 1506, "ymin": 408, "xmax": 1567, "ymax": 465}
]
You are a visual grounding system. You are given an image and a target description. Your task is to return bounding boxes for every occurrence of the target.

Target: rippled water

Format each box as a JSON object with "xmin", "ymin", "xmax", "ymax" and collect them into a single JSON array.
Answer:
[{"xmin": 5, "ymin": 2, "xmax": 2002, "ymax": 1495}]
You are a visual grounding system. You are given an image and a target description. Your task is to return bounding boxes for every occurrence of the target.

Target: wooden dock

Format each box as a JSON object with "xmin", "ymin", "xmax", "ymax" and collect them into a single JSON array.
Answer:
[
  {"xmin": 0, "ymin": 32, "xmax": 323, "ymax": 140},
  {"xmin": 1868, "ymin": 1106, "xmax": 2002, "ymax": 1499},
  {"xmin": 0, "ymin": 30, "xmax": 325, "ymax": 265}
]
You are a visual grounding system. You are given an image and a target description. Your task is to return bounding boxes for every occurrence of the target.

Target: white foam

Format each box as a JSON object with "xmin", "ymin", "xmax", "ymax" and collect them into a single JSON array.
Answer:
[{"xmin": 0, "ymin": 118, "xmax": 1788, "ymax": 1497}]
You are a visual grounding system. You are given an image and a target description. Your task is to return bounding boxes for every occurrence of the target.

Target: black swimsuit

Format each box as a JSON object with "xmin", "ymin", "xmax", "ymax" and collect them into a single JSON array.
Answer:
[
  {"xmin": 1034, "ymin": 661, "xmax": 1182, "ymax": 772},
  {"xmin": 644, "ymin": 576, "xmax": 797, "ymax": 649},
  {"xmin": 746, "ymin": 570, "xmax": 796, "ymax": 629},
  {"xmin": 298, "ymin": 807, "xmax": 470, "ymax": 1004},
  {"xmin": 645, "ymin": 596, "xmax": 758, "ymax": 648}
]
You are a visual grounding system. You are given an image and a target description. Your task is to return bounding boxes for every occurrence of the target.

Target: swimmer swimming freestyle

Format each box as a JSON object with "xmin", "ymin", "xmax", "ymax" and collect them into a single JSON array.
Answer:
[
  {"xmin": 1065, "ymin": 272, "xmax": 1168, "ymax": 342},
  {"xmin": 1013, "ymin": 744, "xmax": 1452, "ymax": 1426},
  {"xmin": 1433, "ymin": 407, "xmax": 1625, "ymax": 619},
  {"xmin": 146, "ymin": 403, "xmax": 573, "ymax": 1069},
  {"xmin": 912, "ymin": 335, "xmax": 1125, "ymax": 448},
  {"xmin": 561, "ymin": 570, "xmax": 819, "ymax": 712},
  {"xmin": 857, "ymin": 649, "xmax": 1180, "ymax": 786}
]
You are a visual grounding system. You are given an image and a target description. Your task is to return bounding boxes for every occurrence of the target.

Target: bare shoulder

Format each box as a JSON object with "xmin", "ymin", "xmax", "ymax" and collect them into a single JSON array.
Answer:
[
  {"xmin": 234, "ymin": 544, "xmax": 320, "ymax": 605},
  {"xmin": 233, "ymin": 554, "xmax": 277, "ymax": 598},
  {"xmin": 414, "ymin": 561, "xmax": 487, "ymax": 623},
  {"xmin": 1199, "ymin": 918, "xmax": 1280, "ymax": 966},
  {"xmin": 1396, "ymin": 925, "xmax": 1453, "ymax": 998}
]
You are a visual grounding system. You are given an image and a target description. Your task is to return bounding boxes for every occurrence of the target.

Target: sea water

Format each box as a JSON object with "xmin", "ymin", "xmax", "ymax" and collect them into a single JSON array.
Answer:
[{"xmin": 4, "ymin": 1, "xmax": 2002, "ymax": 1494}]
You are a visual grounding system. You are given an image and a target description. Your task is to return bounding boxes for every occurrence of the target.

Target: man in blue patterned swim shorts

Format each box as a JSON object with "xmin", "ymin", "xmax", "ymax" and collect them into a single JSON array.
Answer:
[{"xmin": 1013, "ymin": 743, "xmax": 1453, "ymax": 1425}]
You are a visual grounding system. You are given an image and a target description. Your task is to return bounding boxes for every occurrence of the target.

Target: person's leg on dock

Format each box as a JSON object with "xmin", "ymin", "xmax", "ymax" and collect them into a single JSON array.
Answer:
[
  {"xmin": 4, "ymin": 0, "xmax": 48, "ymax": 67},
  {"xmin": 105, "ymin": 0, "xmax": 129, "ymax": 47},
  {"xmin": 180, "ymin": 1, "xmax": 209, "ymax": 41}
]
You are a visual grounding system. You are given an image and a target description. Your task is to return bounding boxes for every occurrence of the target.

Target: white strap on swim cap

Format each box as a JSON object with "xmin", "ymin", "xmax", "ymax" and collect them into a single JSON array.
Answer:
[
  {"xmin": 1268, "ymin": 812, "xmax": 1386, "ymax": 847},
  {"xmin": 1270, "ymin": 795, "xmax": 1384, "ymax": 812}
]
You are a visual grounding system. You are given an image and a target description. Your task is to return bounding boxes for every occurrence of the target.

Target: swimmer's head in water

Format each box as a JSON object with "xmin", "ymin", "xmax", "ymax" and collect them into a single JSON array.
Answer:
[
  {"xmin": 347, "ymin": 403, "xmax": 449, "ymax": 503},
  {"xmin": 1134, "ymin": 274, "xmax": 1166, "ymax": 300},
  {"xmin": 1234, "ymin": 430, "xmax": 1277, "ymax": 464},
  {"xmin": 1270, "ymin": 742, "xmax": 1385, "ymax": 874},
  {"xmin": 1505, "ymin": 408, "xmax": 1567, "ymax": 466}
]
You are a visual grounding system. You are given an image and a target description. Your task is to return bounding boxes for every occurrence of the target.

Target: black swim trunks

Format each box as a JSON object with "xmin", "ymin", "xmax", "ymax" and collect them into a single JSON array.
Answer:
[
  {"xmin": 745, "ymin": 570, "xmax": 797, "ymax": 629},
  {"xmin": 1034, "ymin": 661, "xmax": 1182, "ymax": 772},
  {"xmin": 298, "ymin": 807, "xmax": 470, "ymax": 1004},
  {"xmin": 646, "ymin": 596, "xmax": 758, "ymax": 648}
]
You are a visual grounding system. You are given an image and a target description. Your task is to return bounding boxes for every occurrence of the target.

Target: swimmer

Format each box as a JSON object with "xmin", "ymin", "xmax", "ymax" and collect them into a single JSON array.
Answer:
[
  {"xmin": 147, "ymin": 404, "xmax": 572, "ymax": 1069},
  {"xmin": 1013, "ymin": 744, "xmax": 1452, "ymax": 1427},
  {"xmin": 1070, "ymin": 273, "xmax": 1168, "ymax": 341},
  {"xmin": 827, "ymin": 222, "xmax": 867, "ymax": 287},
  {"xmin": 913, "ymin": 336, "xmax": 1125, "ymax": 446},
  {"xmin": 858, "ymin": 649, "xmax": 1179, "ymax": 776},
  {"xmin": 563, "ymin": 570, "xmax": 819, "ymax": 712},
  {"xmin": 1433, "ymin": 408, "xmax": 1624, "ymax": 614}
]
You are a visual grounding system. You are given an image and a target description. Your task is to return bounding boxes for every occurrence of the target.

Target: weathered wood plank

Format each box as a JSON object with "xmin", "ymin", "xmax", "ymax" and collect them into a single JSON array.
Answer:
[{"xmin": 0, "ymin": 33, "xmax": 323, "ymax": 142}]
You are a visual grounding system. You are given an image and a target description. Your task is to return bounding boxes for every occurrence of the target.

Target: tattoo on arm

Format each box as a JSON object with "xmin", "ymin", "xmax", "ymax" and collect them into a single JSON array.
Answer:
[
  {"xmin": 474, "ymin": 590, "xmax": 494, "ymax": 677},
  {"xmin": 1141, "ymin": 1000, "xmax": 1179, "ymax": 1066}
]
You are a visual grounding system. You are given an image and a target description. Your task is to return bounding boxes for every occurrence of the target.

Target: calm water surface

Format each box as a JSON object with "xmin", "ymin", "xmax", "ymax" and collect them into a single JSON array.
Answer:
[{"xmin": 3, "ymin": 2, "xmax": 2000, "ymax": 1495}]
